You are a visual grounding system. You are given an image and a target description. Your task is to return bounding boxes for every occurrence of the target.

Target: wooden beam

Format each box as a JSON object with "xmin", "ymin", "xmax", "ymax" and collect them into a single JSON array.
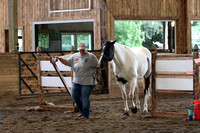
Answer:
[
  {"xmin": 156, "ymin": 72, "xmax": 193, "ymax": 77},
  {"xmin": 193, "ymin": 44, "xmax": 199, "ymax": 100},
  {"xmin": 8, "ymin": 0, "xmax": 18, "ymax": 53},
  {"xmin": 156, "ymin": 54, "xmax": 193, "ymax": 58},
  {"xmin": 151, "ymin": 45, "xmax": 157, "ymax": 113},
  {"xmin": 50, "ymin": 57, "xmax": 72, "ymax": 97},
  {"xmin": 40, "ymin": 105, "xmax": 77, "ymax": 112},
  {"xmin": 41, "ymin": 71, "xmax": 72, "ymax": 76},
  {"xmin": 36, "ymin": 47, "xmax": 45, "ymax": 105},
  {"xmin": 42, "ymin": 88, "xmax": 70, "ymax": 91}
]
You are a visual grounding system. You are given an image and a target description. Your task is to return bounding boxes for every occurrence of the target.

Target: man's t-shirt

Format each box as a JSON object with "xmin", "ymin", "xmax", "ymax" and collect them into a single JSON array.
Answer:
[{"xmin": 67, "ymin": 52, "xmax": 98, "ymax": 85}]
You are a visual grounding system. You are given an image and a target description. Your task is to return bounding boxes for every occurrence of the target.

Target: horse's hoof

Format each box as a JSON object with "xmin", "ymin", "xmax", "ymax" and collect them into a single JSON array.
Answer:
[
  {"xmin": 143, "ymin": 109, "xmax": 148, "ymax": 113},
  {"xmin": 131, "ymin": 107, "xmax": 137, "ymax": 114},
  {"xmin": 123, "ymin": 112, "xmax": 129, "ymax": 116}
]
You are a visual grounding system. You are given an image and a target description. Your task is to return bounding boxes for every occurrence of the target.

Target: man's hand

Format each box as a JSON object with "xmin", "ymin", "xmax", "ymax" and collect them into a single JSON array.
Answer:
[
  {"xmin": 50, "ymin": 56, "xmax": 57, "ymax": 63},
  {"xmin": 55, "ymin": 56, "xmax": 68, "ymax": 66}
]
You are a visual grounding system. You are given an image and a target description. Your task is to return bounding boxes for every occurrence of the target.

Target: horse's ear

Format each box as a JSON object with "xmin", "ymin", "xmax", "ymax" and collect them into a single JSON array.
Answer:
[
  {"xmin": 101, "ymin": 39, "xmax": 106, "ymax": 44},
  {"xmin": 112, "ymin": 40, "xmax": 117, "ymax": 44}
]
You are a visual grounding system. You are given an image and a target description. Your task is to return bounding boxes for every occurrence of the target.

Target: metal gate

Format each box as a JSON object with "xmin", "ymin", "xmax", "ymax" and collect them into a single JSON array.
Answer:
[{"xmin": 18, "ymin": 51, "xmax": 104, "ymax": 98}]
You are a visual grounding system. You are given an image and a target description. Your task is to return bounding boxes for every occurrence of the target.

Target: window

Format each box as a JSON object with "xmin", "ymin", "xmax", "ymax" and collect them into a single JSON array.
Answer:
[
  {"xmin": 34, "ymin": 21, "xmax": 94, "ymax": 51},
  {"xmin": 38, "ymin": 33, "xmax": 49, "ymax": 51},
  {"xmin": 115, "ymin": 20, "xmax": 176, "ymax": 53},
  {"xmin": 61, "ymin": 33, "xmax": 92, "ymax": 51}
]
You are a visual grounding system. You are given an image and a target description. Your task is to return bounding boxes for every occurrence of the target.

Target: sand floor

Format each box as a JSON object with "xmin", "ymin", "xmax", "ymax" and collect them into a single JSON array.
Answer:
[{"xmin": 0, "ymin": 93, "xmax": 200, "ymax": 133}]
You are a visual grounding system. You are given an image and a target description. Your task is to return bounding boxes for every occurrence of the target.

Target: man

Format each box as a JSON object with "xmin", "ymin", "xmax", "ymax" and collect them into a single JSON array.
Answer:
[{"xmin": 56, "ymin": 42, "xmax": 98, "ymax": 119}]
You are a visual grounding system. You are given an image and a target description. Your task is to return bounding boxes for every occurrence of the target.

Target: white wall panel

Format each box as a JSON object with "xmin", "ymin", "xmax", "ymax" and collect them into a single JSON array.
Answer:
[
  {"xmin": 156, "ymin": 78, "xmax": 193, "ymax": 91},
  {"xmin": 156, "ymin": 60, "xmax": 193, "ymax": 72},
  {"xmin": 40, "ymin": 60, "xmax": 71, "ymax": 71},
  {"xmin": 41, "ymin": 76, "xmax": 72, "ymax": 87}
]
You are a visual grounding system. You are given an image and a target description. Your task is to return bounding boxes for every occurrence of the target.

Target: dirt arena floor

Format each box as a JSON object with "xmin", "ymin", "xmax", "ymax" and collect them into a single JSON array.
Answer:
[{"xmin": 0, "ymin": 92, "xmax": 200, "ymax": 133}]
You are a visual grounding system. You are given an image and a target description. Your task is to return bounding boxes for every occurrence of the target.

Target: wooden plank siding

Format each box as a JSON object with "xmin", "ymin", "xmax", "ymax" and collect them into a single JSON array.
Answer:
[
  {"xmin": 105, "ymin": 0, "xmax": 200, "ymax": 54},
  {"xmin": 0, "ymin": 51, "xmax": 102, "ymax": 98},
  {"xmin": 0, "ymin": 53, "xmax": 19, "ymax": 98},
  {"xmin": 106, "ymin": 0, "xmax": 181, "ymax": 19},
  {"xmin": 0, "ymin": 0, "xmax": 199, "ymax": 53},
  {"xmin": 0, "ymin": 0, "xmax": 114, "ymax": 97},
  {"xmin": 0, "ymin": 0, "xmax": 8, "ymax": 52},
  {"xmin": 0, "ymin": 0, "xmax": 113, "ymax": 52},
  {"xmin": 4, "ymin": 0, "xmax": 200, "ymax": 93}
]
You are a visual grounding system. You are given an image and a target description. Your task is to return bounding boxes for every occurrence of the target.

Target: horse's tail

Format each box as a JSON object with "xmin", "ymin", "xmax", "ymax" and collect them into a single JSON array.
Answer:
[
  {"xmin": 144, "ymin": 72, "xmax": 151, "ymax": 99},
  {"xmin": 144, "ymin": 57, "xmax": 152, "ymax": 99}
]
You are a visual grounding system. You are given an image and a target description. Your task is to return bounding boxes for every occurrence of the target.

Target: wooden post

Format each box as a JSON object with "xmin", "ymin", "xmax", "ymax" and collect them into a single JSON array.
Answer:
[
  {"xmin": 36, "ymin": 47, "xmax": 45, "ymax": 105},
  {"xmin": 8, "ymin": 0, "xmax": 18, "ymax": 53},
  {"xmin": 50, "ymin": 58, "xmax": 72, "ymax": 96},
  {"xmin": 70, "ymin": 46, "xmax": 75, "ymax": 108},
  {"xmin": 193, "ymin": 44, "xmax": 199, "ymax": 100},
  {"xmin": 70, "ymin": 46, "xmax": 75, "ymax": 82},
  {"xmin": 151, "ymin": 44, "xmax": 158, "ymax": 114}
]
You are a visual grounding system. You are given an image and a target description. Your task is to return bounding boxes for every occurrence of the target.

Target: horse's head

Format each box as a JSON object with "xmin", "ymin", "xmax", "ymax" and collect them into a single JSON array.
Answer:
[{"xmin": 98, "ymin": 40, "xmax": 116, "ymax": 68}]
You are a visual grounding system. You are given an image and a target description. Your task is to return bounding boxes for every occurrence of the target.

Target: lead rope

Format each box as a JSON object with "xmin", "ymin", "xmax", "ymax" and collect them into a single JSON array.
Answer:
[{"xmin": 93, "ymin": 66, "xmax": 104, "ymax": 92}]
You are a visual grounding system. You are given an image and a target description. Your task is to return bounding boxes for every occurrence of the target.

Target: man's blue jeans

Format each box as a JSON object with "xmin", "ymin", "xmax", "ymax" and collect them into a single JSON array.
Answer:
[{"xmin": 71, "ymin": 82, "xmax": 94, "ymax": 118}]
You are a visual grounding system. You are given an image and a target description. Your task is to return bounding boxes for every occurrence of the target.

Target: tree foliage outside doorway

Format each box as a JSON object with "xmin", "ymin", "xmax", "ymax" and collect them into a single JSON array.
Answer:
[
  {"xmin": 115, "ymin": 21, "xmax": 144, "ymax": 47},
  {"xmin": 114, "ymin": 21, "xmax": 163, "ymax": 50},
  {"xmin": 191, "ymin": 21, "xmax": 200, "ymax": 49}
]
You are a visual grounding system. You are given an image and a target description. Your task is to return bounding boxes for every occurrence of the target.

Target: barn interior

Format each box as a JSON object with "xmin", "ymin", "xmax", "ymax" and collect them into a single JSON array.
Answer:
[{"xmin": 1, "ymin": 0, "xmax": 200, "ymax": 132}]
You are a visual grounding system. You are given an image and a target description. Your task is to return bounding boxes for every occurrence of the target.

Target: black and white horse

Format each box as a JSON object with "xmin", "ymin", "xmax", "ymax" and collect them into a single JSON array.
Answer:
[{"xmin": 98, "ymin": 40, "xmax": 151, "ymax": 116}]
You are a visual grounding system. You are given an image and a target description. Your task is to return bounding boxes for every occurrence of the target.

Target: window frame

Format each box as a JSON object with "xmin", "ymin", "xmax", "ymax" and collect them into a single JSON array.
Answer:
[
  {"xmin": 61, "ymin": 32, "xmax": 93, "ymax": 51},
  {"xmin": 32, "ymin": 19, "xmax": 95, "ymax": 51}
]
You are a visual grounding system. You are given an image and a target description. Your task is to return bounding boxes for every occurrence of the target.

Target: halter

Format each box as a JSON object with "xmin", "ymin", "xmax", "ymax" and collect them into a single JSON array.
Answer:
[
  {"xmin": 102, "ymin": 45, "xmax": 114, "ymax": 61},
  {"xmin": 100, "ymin": 54, "xmax": 110, "ymax": 61},
  {"xmin": 98, "ymin": 42, "xmax": 115, "ymax": 69}
]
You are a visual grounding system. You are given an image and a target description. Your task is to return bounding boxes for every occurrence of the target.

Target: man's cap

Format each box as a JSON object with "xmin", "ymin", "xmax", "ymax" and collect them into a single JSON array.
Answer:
[{"xmin": 78, "ymin": 43, "xmax": 86, "ymax": 50}]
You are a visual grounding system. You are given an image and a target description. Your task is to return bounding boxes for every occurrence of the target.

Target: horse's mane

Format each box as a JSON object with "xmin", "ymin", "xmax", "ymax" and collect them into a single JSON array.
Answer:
[{"xmin": 114, "ymin": 43, "xmax": 133, "ymax": 53}]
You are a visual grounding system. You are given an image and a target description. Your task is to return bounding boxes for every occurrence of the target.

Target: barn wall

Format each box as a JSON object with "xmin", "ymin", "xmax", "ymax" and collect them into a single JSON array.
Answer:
[
  {"xmin": 189, "ymin": 0, "xmax": 200, "ymax": 17},
  {"xmin": 106, "ymin": 0, "xmax": 181, "ymax": 19},
  {"xmin": 104, "ymin": 0, "xmax": 198, "ymax": 90},
  {"xmin": 105, "ymin": 0, "xmax": 200, "ymax": 54},
  {"xmin": 0, "ymin": 0, "xmax": 114, "ymax": 97},
  {"xmin": 0, "ymin": 53, "xmax": 19, "ymax": 98},
  {"xmin": 2, "ymin": 0, "xmax": 200, "ymax": 92},
  {"xmin": 0, "ymin": 0, "xmax": 8, "ymax": 52},
  {"xmin": 187, "ymin": 0, "xmax": 200, "ymax": 53},
  {"xmin": 0, "ymin": 0, "xmax": 113, "ymax": 52},
  {"xmin": 1, "ymin": 0, "xmax": 200, "ymax": 53}
]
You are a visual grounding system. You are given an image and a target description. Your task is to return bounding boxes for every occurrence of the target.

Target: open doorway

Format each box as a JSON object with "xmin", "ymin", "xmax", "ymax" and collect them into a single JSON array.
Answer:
[
  {"xmin": 191, "ymin": 21, "xmax": 200, "ymax": 51},
  {"xmin": 4, "ymin": 28, "xmax": 24, "ymax": 52},
  {"xmin": 4, "ymin": 29, "xmax": 9, "ymax": 52},
  {"xmin": 114, "ymin": 20, "xmax": 176, "ymax": 53}
]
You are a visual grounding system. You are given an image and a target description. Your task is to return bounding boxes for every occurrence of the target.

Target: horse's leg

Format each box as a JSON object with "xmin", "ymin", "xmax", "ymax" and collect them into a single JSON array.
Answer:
[
  {"xmin": 118, "ymin": 82, "xmax": 129, "ymax": 116},
  {"xmin": 135, "ymin": 84, "xmax": 141, "ymax": 111},
  {"xmin": 143, "ymin": 73, "xmax": 151, "ymax": 113},
  {"xmin": 129, "ymin": 78, "xmax": 138, "ymax": 114}
]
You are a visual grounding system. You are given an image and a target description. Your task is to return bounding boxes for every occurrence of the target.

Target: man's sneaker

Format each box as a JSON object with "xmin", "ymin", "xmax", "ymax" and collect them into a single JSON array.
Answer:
[{"xmin": 75, "ymin": 114, "xmax": 89, "ymax": 120}]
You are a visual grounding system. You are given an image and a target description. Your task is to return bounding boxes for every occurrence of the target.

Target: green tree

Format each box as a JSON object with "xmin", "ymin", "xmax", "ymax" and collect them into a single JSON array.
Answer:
[
  {"xmin": 115, "ymin": 21, "xmax": 144, "ymax": 47},
  {"xmin": 115, "ymin": 21, "xmax": 164, "ymax": 50},
  {"xmin": 141, "ymin": 21, "xmax": 163, "ymax": 50},
  {"xmin": 191, "ymin": 22, "xmax": 200, "ymax": 48}
]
